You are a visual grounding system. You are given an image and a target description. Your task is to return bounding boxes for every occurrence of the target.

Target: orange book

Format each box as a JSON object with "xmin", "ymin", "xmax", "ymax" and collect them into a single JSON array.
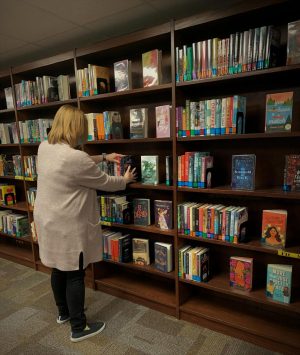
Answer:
[
  {"xmin": 261, "ymin": 209, "xmax": 287, "ymax": 248},
  {"xmin": 96, "ymin": 113, "xmax": 104, "ymax": 140}
]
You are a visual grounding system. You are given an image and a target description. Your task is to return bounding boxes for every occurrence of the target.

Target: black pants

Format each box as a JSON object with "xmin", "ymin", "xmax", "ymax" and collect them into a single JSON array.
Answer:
[{"xmin": 50, "ymin": 253, "xmax": 86, "ymax": 333}]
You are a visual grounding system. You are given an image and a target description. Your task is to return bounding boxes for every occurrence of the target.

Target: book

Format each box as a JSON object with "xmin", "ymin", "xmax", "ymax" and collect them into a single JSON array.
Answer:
[
  {"xmin": 286, "ymin": 20, "xmax": 300, "ymax": 65},
  {"xmin": 155, "ymin": 105, "xmax": 171, "ymax": 138},
  {"xmin": 114, "ymin": 59, "xmax": 132, "ymax": 91},
  {"xmin": 154, "ymin": 242, "xmax": 173, "ymax": 272},
  {"xmin": 165, "ymin": 155, "xmax": 172, "ymax": 186},
  {"xmin": 283, "ymin": 154, "xmax": 300, "ymax": 191},
  {"xmin": 4, "ymin": 87, "xmax": 14, "ymax": 109},
  {"xmin": 265, "ymin": 92, "xmax": 293, "ymax": 132},
  {"xmin": 261, "ymin": 209, "xmax": 287, "ymax": 248},
  {"xmin": 230, "ymin": 256, "xmax": 253, "ymax": 291},
  {"xmin": 231, "ymin": 154, "xmax": 256, "ymax": 190},
  {"xmin": 266, "ymin": 264, "xmax": 292, "ymax": 304},
  {"xmin": 154, "ymin": 200, "xmax": 173, "ymax": 230},
  {"xmin": 133, "ymin": 198, "xmax": 151, "ymax": 226},
  {"xmin": 110, "ymin": 111, "xmax": 123, "ymax": 139},
  {"xmin": 142, "ymin": 49, "xmax": 162, "ymax": 87},
  {"xmin": 132, "ymin": 238, "xmax": 150, "ymax": 265},
  {"xmin": 130, "ymin": 108, "xmax": 148, "ymax": 138},
  {"xmin": 141, "ymin": 155, "xmax": 159, "ymax": 185},
  {"xmin": 0, "ymin": 185, "xmax": 16, "ymax": 204}
]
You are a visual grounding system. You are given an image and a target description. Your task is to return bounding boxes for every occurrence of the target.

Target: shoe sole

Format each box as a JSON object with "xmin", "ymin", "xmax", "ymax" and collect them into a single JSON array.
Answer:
[
  {"xmin": 57, "ymin": 317, "xmax": 70, "ymax": 324},
  {"xmin": 70, "ymin": 323, "xmax": 106, "ymax": 343}
]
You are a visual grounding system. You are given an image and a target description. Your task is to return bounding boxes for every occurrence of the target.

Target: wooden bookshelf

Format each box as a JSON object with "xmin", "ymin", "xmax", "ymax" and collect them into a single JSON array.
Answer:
[
  {"xmin": 0, "ymin": 201, "xmax": 28, "ymax": 212},
  {"xmin": 1, "ymin": 1, "xmax": 299, "ymax": 353}
]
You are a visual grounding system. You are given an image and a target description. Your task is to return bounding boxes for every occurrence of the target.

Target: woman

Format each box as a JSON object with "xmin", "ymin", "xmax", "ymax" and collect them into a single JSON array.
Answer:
[{"xmin": 34, "ymin": 105, "xmax": 136, "ymax": 342}]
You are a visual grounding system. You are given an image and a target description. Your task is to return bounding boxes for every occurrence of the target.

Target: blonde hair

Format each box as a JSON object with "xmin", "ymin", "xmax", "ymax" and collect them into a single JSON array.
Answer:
[{"xmin": 48, "ymin": 105, "xmax": 88, "ymax": 148}]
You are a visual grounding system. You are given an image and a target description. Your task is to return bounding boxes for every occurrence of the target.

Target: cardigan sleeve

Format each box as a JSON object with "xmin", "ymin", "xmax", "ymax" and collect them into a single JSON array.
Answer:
[{"xmin": 76, "ymin": 151, "xmax": 126, "ymax": 192}]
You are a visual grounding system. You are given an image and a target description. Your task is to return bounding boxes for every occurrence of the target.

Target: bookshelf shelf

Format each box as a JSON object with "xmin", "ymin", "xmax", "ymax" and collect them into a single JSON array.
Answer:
[
  {"xmin": 103, "ymin": 222, "xmax": 175, "ymax": 236},
  {"xmin": 103, "ymin": 259, "xmax": 175, "ymax": 280},
  {"xmin": 178, "ymin": 186, "xmax": 300, "ymax": 200},
  {"xmin": 0, "ymin": 176, "xmax": 18, "ymax": 180},
  {"xmin": 128, "ymin": 182, "xmax": 174, "ymax": 191},
  {"xmin": 0, "ymin": 108, "xmax": 15, "ymax": 114},
  {"xmin": 20, "ymin": 143, "xmax": 40, "ymax": 147},
  {"xmin": 0, "ymin": 232, "xmax": 32, "ymax": 243},
  {"xmin": 0, "ymin": 144, "xmax": 19, "ymax": 147},
  {"xmin": 85, "ymin": 138, "xmax": 172, "ymax": 145},
  {"xmin": 16, "ymin": 98, "xmax": 78, "ymax": 111},
  {"xmin": 177, "ymin": 132, "xmax": 300, "ymax": 141},
  {"xmin": 0, "ymin": 238, "xmax": 34, "ymax": 267},
  {"xmin": 0, "ymin": 201, "xmax": 28, "ymax": 212},
  {"xmin": 179, "ymin": 274, "xmax": 300, "ymax": 315}
]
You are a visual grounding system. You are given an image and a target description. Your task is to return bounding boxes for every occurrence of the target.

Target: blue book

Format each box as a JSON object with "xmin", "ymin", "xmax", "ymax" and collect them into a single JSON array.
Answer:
[
  {"xmin": 266, "ymin": 264, "xmax": 292, "ymax": 304},
  {"xmin": 231, "ymin": 154, "xmax": 256, "ymax": 190},
  {"xmin": 265, "ymin": 92, "xmax": 293, "ymax": 133}
]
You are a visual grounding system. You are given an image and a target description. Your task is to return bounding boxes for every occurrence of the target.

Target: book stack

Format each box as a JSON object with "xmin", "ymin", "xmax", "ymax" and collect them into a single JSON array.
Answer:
[
  {"xmin": 99, "ymin": 194, "xmax": 131, "ymax": 224},
  {"xmin": 0, "ymin": 211, "xmax": 29, "ymax": 237}
]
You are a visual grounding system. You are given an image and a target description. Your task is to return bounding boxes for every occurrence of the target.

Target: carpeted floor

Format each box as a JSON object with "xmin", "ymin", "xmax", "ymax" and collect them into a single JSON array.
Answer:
[{"xmin": 0, "ymin": 258, "xmax": 281, "ymax": 355}]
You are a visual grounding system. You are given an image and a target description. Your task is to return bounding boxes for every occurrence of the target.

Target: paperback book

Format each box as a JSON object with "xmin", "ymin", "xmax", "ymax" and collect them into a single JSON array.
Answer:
[
  {"xmin": 154, "ymin": 200, "xmax": 173, "ymax": 230},
  {"xmin": 142, "ymin": 49, "xmax": 162, "ymax": 87},
  {"xmin": 141, "ymin": 155, "xmax": 159, "ymax": 185},
  {"xmin": 132, "ymin": 238, "xmax": 150, "ymax": 265},
  {"xmin": 231, "ymin": 154, "xmax": 256, "ymax": 190},
  {"xmin": 110, "ymin": 111, "xmax": 123, "ymax": 139},
  {"xmin": 133, "ymin": 198, "xmax": 151, "ymax": 226},
  {"xmin": 114, "ymin": 59, "xmax": 132, "ymax": 91},
  {"xmin": 155, "ymin": 105, "xmax": 171, "ymax": 138},
  {"xmin": 265, "ymin": 92, "xmax": 293, "ymax": 132},
  {"xmin": 261, "ymin": 209, "xmax": 287, "ymax": 248},
  {"xmin": 266, "ymin": 264, "xmax": 292, "ymax": 304},
  {"xmin": 230, "ymin": 256, "xmax": 253, "ymax": 291},
  {"xmin": 130, "ymin": 108, "xmax": 148, "ymax": 138},
  {"xmin": 154, "ymin": 242, "xmax": 173, "ymax": 272}
]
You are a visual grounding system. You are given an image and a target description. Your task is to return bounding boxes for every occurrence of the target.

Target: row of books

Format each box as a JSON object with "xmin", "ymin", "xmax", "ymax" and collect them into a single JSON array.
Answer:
[
  {"xmin": 0, "ymin": 122, "xmax": 19, "ymax": 144},
  {"xmin": 27, "ymin": 187, "xmax": 37, "ymax": 209},
  {"xmin": 0, "ymin": 210, "xmax": 29, "ymax": 237},
  {"xmin": 12, "ymin": 155, "xmax": 37, "ymax": 179},
  {"xmin": 230, "ymin": 257, "xmax": 292, "ymax": 304},
  {"xmin": 178, "ymin": 202, "xmax": 248, "ymax": 244},
  {"xmin": 19, "ymin": 119, "xmax": 53, "ymax": 143},
  {"xmin": 177, "ymin": 152, "xmax": 213, "ymax": 188},
  {"xmin": 102, "ymin": 230, "xmax": 173, "ymax": 272},
  {"xmin": 13, "ymin": 75, "xmax": 71, "ymax": 108},
  {"xmin": 76, "ymin": 49, "xmax": 162, "ymax": 97},
  {"xmin": 176, "ymin": 96, "xmax": 246, "ymax": 138},
  {"xmin": 85, "ymin": 112, "xmax": 123, "ymax": 141},
  {"xmin": 99, "ymin": 195, "xmax": 173, "ymax": 230},
  {"xmin": 176, "ymin": 25, "xmax": 280, "ymax": 82}
]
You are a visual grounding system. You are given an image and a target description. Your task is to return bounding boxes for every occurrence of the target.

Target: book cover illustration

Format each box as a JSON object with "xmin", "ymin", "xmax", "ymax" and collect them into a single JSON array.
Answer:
[
  {"xmin": 142, "ymin": 49, "xmax": 162, "ymax": 87},
  {"xmin": 141, "ymin": 156, "xmax": 159, "ymax": 185},
  {"xmin": 230, "ymin": 256, "xmax": 253, "ymax": 291},
  {"xmin": 114, "ymin": 59, "xmax": 132, "ymax": 91},
  {"xmin": 283, "ymin": 154, "xmax": 300, "ymax": 191},
  {"xmin": 231, "ymin": 154, "xmax": 256, "ymax": 190},
  {"xmin": 130, "ymin": 108, "xmax": 148, "ymax": 138},
  {"xmin": 266, "ymin": 264, "xmax": 292, "ymax": 304},
  {"xmin": 110, "ymin": 111, "xmax": 123, "ymax": 139},
  {"xmin": 133, "ymin": 198, "xmax": 151, "ymax": 226},
  {"xmin": 287, "ymin": 20, "xmax": 300, "ymax": 65},
  {"xmin": 155, "ymin": 105, "xmax": 171, "ymax": 138},
  {"xmin": 261, "ymin": 209, "xmax": 287, "ymax": 248},
  {"xmin": 154, "ymin": 242, "xmax": 173, "ymax": 272},
  {"xmin": 132, "ymin": 238, "xmax": 150, "ymax": 265},
  {"xmin": 265, "ymin": 92, "xmax": 293, "ymax": 132},
  {"xmin": 154, "ymin": 200, "xmax": 173, "ymax": 230}
]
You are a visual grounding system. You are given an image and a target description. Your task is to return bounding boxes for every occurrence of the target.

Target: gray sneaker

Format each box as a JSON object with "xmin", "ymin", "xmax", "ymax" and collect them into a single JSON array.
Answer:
[
  {"xmin": 70, "ymin": 322, "xmax": 106, "ymax": 342},
  {"xmin": 57, "ymin": 315, "xmax": 70, "ymax": 324}
]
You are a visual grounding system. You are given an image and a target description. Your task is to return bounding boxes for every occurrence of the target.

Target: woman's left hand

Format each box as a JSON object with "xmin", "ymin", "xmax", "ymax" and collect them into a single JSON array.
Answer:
[{"xmin": 106, "ymin": 153, "xmax": 124, "ymax": 163}]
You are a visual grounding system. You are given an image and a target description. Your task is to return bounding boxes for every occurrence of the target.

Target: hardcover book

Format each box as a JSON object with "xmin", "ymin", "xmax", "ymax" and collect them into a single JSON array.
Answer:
[
  {"xmin": 141, "ymin": 155, "xmax": 159, "ymax": 185},
  {"xmin": 155, "ymin": 105, "xmax": 171, "ymax": 138},
  {"xmin": 266, "ymin": 264, "xmax": 292, "ymax": 304},
  {"xmin": 110, "ymin": 111, "xmax": 123, "ymax": 139},
  {"xmin": 283, "ymin": 154, "xmax": 300, "ymax": 191},
  {"xmin": 154, "ymin": 200, "xmax": 173, "ymax": 230},
  {"xmin": 154, "ymin": 242, "xmax": 173, "ymax": 272},
  {"xmin": 133, "ymin": 198, "xmax": 151, "ymax": 226},
  {"xmin": 231, "ymin": 154, "xmax": 256, "ymax": 190},
  {"xmin": 230, "ymin": 256, "xmax": 253, "ymax": 291},
  {"xmin": 132, "ymin": 238, "xmax": 150, "ymax": 265},
  {"xmin": 130, "ymin": 108, "xmax": 148, "ymax": 138},
  {"xmin": 286, "ymin": 20, "xmax": 300, "ymax": 65},
  {"xmin": 142, "ymin": 49, "xmax": 162, "ymax": 87},
  {"xmin": 261, "ymin": 209, "xmax": 287, "ymax": 248},
  {"xmin": 114, "ymin": 59, "xmax": 132, "ymax": 91},
  {"xmin": 265, "ymin": 92, "xmax": 293, "ymax": 132}
]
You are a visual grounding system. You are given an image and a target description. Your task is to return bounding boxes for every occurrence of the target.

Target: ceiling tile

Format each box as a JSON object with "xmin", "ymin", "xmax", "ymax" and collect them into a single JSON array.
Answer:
[
  {"xmin": 0, "ymin": 34, "xmax": 29, "ymax": 54},
  {"xmin": 24, "ymin": 0, "xmax": 144, "ymax": 26},
  {"xmin": 0, "ymin": 0, "xmax": 75, "ymax": 42},
  {"xmin": 0, "ymin": 43, "xmax": 43, "ymax": 68},
  {"xmin": 84, "ymin": 4, "xmax": 164, "ymax": 38}
]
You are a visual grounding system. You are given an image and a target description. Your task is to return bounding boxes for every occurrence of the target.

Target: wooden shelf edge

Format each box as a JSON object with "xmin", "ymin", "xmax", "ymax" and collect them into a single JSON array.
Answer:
[
  {"xmin": 85, "ymin": 137, "xmax": 172, "ymax": 144},
  {"xmin": 128, "ymin": 182, "xmax": 174, "ymax": 190},
  {"xmin": 16, "ymin": 98, "xmax": 77, "ymax": 111},
  {"xmin": 102, "ymin": 222, "xmax": 175, "ymax": 236}
]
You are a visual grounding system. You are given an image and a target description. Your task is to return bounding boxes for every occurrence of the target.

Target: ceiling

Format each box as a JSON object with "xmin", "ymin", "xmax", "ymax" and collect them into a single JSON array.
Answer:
[{"xmin": 0, "ymin": 0, "xmax": 243, "ymax": 70}]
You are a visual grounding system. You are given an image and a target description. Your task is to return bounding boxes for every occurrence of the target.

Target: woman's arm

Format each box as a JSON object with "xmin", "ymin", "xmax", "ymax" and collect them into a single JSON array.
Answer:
[{"xmin": 90, "ymin": 153, "xmax": 124, "ymax": 165}]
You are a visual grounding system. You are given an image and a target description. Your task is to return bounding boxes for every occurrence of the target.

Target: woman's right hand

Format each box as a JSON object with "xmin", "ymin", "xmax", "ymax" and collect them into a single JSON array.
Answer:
[{"xmin": 124, "ymin": 166, "xmax": 137, "ymax": 184}]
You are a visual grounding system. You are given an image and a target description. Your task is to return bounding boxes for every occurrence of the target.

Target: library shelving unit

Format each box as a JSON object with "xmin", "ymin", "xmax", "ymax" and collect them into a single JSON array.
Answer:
[
  {"xmin": 0, "ymin": 1, "xmax": 299, "ymax": 353},
  {"xmin": 174, "ymin": 1, "xmax": 300, "ymax": 353}
]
